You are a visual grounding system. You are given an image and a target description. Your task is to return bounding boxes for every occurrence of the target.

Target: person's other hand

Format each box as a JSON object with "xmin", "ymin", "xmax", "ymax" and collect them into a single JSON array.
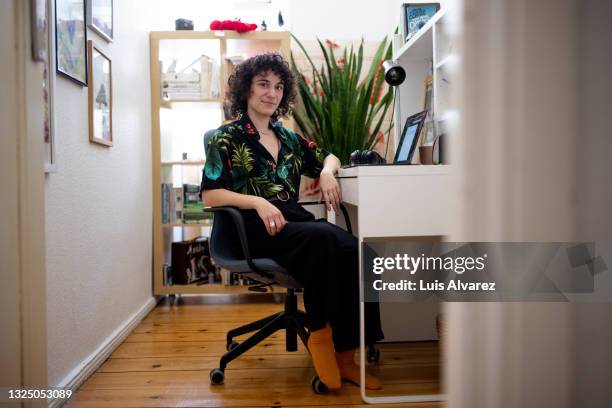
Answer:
[
  {"xmin": 253, "ymin": 197, "xmax": 288, "ymax": 236},
  {"xmin": 319, "ymin": 170, "xmax": 342, "ymax": 212}
]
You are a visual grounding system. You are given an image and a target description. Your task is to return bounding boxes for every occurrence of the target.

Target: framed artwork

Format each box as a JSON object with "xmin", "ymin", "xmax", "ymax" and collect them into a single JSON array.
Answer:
[
  {"xmin": 55, "ymin": 0, "xmax": 87, "ymax": 85},
  {"xmin": 87, "ymin": 0, "xmax": 113, "ymax": 42},
  {"xmin": 87, "ymin": 41, "xmax": 113, "ymax": 146},
  {"xmin": 31, "ymin": 0, "xmax": 48, "ymax": 62},
  {"xmin": 401, "ymin": 3, "xmax": 440, "ymax": 42}
]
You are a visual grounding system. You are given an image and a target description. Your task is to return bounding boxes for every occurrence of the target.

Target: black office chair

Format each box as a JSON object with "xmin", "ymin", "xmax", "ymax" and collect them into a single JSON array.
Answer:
[{"xmin": 202, "ymin": 130, "xmax": 376, "ymax": 393}]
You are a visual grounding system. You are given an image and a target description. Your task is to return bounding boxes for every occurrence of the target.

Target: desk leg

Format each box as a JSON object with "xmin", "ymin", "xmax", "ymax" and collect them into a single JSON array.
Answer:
[{"xmin": 358, "ymin": 234, "xmax": 444, "ymax": 404}]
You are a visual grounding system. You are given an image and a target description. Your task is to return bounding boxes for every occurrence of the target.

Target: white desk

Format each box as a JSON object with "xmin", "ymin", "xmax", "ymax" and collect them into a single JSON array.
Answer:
[
  {"xmin": 336, "ymin": 164, "xmax": 450, "ymax": 404},
  {"xmin": 337, "ymin": 164, "xmax": 449, "ymax": 238}
]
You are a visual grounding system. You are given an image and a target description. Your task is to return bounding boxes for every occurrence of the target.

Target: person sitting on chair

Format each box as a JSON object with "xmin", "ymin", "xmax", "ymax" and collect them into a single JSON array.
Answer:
[{"xmin": 200, "ymin": 53, "xmax": 383, "ymax": 391}]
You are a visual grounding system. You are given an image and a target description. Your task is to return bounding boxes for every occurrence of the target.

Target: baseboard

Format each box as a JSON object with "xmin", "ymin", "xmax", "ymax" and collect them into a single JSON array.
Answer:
[{"xmin": 49, "ymin": 297, "xmax": 158, "ymax": 408}]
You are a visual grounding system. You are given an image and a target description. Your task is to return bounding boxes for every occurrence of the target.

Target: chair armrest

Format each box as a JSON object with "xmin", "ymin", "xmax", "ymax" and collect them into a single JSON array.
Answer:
[
  {"xmin": 204, "ymin": 206, "xmax": 273, "ymax": 278},
  {"xmin": 298, "ymin": 201, "xmax": 353, "ymax": 235}
]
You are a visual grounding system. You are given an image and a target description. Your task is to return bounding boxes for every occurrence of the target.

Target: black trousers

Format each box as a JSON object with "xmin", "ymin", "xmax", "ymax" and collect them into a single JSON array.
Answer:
[{"xmin": 240, "ymin": 199, "xmax": 384, "ymax": 352}]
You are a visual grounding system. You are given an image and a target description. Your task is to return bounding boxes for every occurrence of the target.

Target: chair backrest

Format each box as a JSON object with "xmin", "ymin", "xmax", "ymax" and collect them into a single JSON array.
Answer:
[
  {"xmin": 209, "ymin": 210, "xmax": 246, "ymax": 266},
  {"xmin": 203, "ymin": 129, "xmax": 217, "ymax": 154},
  {"xmin": 203, "ymin": 128, "xmax": 302, "ymax": 288}
]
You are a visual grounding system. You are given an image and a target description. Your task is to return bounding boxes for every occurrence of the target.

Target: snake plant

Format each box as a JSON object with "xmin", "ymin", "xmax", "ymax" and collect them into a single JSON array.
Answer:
[{"xmin": 290, "ymin": 34, "xmax": 394, "ymax": 164}]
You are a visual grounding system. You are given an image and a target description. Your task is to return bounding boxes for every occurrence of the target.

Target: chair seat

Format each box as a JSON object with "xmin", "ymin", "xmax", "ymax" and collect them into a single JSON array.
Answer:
[
  {"xmin": 215, "ymin": 257, "xmax": 302, "ymax": 289},
  {"xmin": 217, "ymin": 257, "xmax": 287, "ymax": 273}
]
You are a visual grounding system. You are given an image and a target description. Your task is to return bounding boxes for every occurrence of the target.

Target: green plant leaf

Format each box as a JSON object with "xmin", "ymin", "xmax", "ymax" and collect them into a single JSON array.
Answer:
[{"xmin": 291, "ymin": 35, "xmax": 394, "ymax": 164}]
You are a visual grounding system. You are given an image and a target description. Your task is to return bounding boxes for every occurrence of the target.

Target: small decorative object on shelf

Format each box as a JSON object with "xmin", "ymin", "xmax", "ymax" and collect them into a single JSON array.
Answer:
[
  {"xmin": 278, "ymin": 11, "xmax": 284, "ymax": 27},
  {"xmin": 209, "ymin": 19, "xmax": 257, "ymax": 33},
  {"xmin": 261, "ymin": 20, "xmax": 267, "ymax": 31},
  {"xmin": 161, "ymin": 55, "xmax": 220, "ymax": 101},
  {"xmin": 401, "ymin": 3, "xmax": 440, "ymax": 42},
  {"xmin": 418, "ymin": 145, "xmax": 434, "ymax": 165},
  {"xmin": 175, "ymin": 18, "xmax": 194, "ymax": 31}
]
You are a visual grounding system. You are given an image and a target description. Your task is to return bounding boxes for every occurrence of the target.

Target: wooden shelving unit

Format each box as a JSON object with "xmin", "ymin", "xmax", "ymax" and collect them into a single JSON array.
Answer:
[{"xmin": 149, "ymin": 30, "xmax": 291, "ymax": 295}]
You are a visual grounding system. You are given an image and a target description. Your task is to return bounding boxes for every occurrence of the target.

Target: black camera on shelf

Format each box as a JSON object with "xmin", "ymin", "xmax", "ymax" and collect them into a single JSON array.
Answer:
[{"xmin": 175, "ymin": 18, "xmax": 194, "ymax": 31}]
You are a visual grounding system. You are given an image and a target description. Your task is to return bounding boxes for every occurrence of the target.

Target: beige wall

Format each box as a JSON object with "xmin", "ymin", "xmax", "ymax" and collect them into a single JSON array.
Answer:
[{"xmin": 0, "ymin": 0, "xmax": 23, "ymax": 393}]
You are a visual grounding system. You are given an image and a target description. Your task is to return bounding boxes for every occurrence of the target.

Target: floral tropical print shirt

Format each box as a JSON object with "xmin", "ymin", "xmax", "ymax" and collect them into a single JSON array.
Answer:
[{"xmin": 201, "ymin": 114, "xmax": 330, "ymax": 200}]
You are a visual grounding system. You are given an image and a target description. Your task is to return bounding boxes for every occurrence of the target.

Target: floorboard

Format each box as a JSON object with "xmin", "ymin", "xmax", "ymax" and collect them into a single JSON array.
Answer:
[{"xmin": 64, "ymin": 295, "xmax": 442, "ymax": 407}]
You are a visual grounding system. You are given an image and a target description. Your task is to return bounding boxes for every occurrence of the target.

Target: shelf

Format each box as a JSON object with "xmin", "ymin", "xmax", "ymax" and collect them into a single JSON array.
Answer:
[
  {"xmin": 393, "ymin": 8, "xmax": 446, "ymax": 62},
  {"xmin": 161, "ymin": 160, "xmax": 205, "ymax": 166},
  {"xmin": 160, "ymin": 99, "xmax": 220, "ymax": 109},
  {"xmin": 151, "ymin": 31, "xmax": 292, "ymax": 296},
  {"xmin": 157, "ymin": 283, "xmax": 284, "ymax": 295},
  {"xmin": 162, "ymin": 221, "xmax": 212, "ymax": 227},
  {"xmin": 435, "ymin": 54, "xmax": 457, "ymax": 70},
  {"xmin": 164, "ymin": 98, "xmax": 219, "ymax": 103}
]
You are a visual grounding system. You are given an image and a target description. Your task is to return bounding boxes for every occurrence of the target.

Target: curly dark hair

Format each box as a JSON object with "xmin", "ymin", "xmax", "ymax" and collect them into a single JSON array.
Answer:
[{"xmin": 226, "ymin": 53, "xmax": 296, "ymax": 120}]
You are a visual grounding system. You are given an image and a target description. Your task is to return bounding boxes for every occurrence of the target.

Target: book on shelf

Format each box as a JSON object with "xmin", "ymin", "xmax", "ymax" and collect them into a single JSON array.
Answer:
[
  {"xmin": 183, "ymin": 184, "xmax": 209, "ymax": 223},
  {"xmin": 171, "ymin": 237, "xmax": 217, "ymax": 285},
  {"xmin": 162, "ymin": 263, "xmax": 173, "ymax": 286},
  {"xmin": 161, "ymin": 183, "xmax": 211, "ymax": 224},
  {"xmin": 173, "ymin": 187, "xmax": 183, "ymax": 223},
  {"xmin": 161, "ymin": 184, "xmax": 186, "ymax": 224}
]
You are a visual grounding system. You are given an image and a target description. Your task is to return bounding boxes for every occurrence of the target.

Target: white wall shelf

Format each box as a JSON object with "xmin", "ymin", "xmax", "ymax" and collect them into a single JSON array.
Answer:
[
  {"xmin": 393, "ymin": 9, "xmax": 446, "ymax": 61},
  {"xmin": 391, "ymin": 7, "xmax": 455, "ymax": 164}
]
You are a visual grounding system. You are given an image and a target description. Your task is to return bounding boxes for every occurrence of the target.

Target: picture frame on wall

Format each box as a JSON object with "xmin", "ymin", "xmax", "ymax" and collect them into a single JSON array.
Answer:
[
  {"xmin": 31, "ymin": 0, "xmax": 48, "ymax": 62},
  {"xmin": 87, "ymin": 0, "xmax": 113, "ymax": 42},
  {"xmin": 87, "ymin": 41, "xmax": 113, "ymax": 147},
  {"xmin": 55, "ymin": 0, "xmax": 87, "ymax": 85},
  {"xmin": 401, "ymin": 3, "xmax": 440, "ymax": 42}
]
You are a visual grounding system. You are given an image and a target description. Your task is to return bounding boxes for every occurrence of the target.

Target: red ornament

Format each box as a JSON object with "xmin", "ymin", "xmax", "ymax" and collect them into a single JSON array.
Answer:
[{"xmin": 209, "ymin": 19, "xmax": 257, "ymax": 33}]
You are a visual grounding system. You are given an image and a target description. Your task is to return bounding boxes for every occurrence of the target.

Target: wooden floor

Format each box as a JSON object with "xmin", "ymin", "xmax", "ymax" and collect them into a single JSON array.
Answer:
[{"xmin": 65, "ymin": 295, "xmax": 442, "ymax": 407}]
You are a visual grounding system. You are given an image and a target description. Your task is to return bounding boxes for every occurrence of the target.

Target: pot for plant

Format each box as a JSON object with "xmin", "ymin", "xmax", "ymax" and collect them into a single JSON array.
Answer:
[{"xmin": 419, "ymin": 145, "xmax": 433, "ymax": 165}]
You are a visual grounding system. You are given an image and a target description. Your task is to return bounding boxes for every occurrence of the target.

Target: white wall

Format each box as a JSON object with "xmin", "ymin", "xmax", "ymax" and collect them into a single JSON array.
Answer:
[
  {"xmin": 45, "ymin": 0, "xmax": 154, "ymax": 387},
  {"xmin": 290, "ymin": 0, "xmax": 451, "ymax": 41}
]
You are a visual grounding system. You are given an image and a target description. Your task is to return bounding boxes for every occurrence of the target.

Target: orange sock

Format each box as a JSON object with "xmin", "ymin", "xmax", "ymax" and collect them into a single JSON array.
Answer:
[
  {"xmin": 336, "ymin": 349, "xmax": 382, "ymax": 390},
  {"xmin": 307, "ymin": 324, "xmax": 341, "ymax": 390}
]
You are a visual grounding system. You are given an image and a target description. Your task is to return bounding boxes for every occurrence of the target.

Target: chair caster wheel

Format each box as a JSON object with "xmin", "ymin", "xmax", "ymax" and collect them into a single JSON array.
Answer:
[
  {"xmin": 367, "ymin": 346, "xmax": 380, "ymax": 363},
  {"xmin": 311, "ymin": 376, "xmax": 328, "ymax": 394},
  {"xmin": 210, "ymin": 368, "xmax": 225, "ymax": 385},
  {"xmin": 227, "ymin": 340, "xmax": 239, "ymax": 351}
]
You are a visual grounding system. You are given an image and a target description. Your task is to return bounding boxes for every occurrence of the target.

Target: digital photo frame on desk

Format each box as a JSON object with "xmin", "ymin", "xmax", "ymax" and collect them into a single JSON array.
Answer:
[{"xmin": 394, "ymin": 110, "xmax": 428, "ymax": 164}]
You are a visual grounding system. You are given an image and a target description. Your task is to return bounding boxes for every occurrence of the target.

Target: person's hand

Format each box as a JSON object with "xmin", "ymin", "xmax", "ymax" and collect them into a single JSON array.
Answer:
[
  {"xmin": 319, "ymin": 170, "xmax": 342, "ymax": 212},
  {"xmin": 253, "ymin": 197, "xmax": 288, "ymax": 236}
]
